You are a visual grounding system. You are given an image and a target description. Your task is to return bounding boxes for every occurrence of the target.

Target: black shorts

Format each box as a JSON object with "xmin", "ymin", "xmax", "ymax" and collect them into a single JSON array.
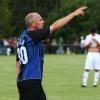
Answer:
[{"xmin": 17, "ymin": 79, "xmax": 47, "ymax": 100}]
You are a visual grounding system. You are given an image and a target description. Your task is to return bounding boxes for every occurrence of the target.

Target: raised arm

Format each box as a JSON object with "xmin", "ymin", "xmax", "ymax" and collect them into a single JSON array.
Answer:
[{"xmin": 50, "ymin": 6, "xmax": 87, "ymax": 33}]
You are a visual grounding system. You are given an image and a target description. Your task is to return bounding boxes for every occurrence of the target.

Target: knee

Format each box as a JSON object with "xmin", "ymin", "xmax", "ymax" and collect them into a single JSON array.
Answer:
[
  {"xmin": 94, "ymin": 69, "xmax": 99, "ymax": 72},
  {"xmin": 84, "ymin": 69, "xmax": 90, "ymax": 72}
]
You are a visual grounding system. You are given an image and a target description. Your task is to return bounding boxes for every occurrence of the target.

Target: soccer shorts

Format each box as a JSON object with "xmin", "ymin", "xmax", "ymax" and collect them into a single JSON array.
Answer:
[
  {"xmin": 85, "ymin": 52, "xmax": 100, "ymax": 70},
  {"xmin": 17, "ymin": 79, "xmax": 47, "ymax": 100}
]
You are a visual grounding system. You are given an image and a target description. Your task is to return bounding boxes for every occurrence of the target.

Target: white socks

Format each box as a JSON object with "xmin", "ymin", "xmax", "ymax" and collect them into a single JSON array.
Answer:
[
  {"xmin": 82, "ymin": 71, "xmax": 99, "ymax": 86},
  {"xmin": 93, "ymin": 72, "xmax": 99, "ymax": 86},
  {"xmin": 82, "ymin": 71, "xmax": 89, "ymax": 86}
]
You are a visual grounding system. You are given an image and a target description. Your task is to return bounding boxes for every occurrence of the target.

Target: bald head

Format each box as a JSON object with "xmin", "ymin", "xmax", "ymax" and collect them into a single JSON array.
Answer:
[{"xmin": 25, "ymin": 12, "xmax": 42, "ymax": 27}]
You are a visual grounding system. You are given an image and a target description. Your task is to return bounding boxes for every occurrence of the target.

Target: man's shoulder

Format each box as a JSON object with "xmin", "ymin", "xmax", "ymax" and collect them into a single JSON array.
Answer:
[
  {"xmin": 96, "ymin": 33, "xmax": 100, "ymax": 36},
  {"xmin": 86, "ymin": 34, "xmax": 91, "ymax": 38}
]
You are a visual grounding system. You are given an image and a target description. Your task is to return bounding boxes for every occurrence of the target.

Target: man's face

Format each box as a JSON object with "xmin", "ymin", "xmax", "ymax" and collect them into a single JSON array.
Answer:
[
  {"xmin": 26, "ymin": 13, "xmax": 44, "ymax": 30},
  {"xmin": 35, "ymin": 16, "xmax": 44, "ymax": 29}
]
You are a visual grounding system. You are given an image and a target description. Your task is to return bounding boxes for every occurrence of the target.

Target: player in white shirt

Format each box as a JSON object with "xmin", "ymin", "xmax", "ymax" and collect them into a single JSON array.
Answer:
[{"xmin": 82, "ymin": 28, "xmax": 100, "ymax": 87}]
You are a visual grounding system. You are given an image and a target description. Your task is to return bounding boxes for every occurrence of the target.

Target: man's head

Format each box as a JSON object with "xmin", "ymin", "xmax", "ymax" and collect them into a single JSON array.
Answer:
[
  {"xmin": 90, "ymin": 27, "xmax": 97, "ymax": 34},
  {"xmin": 25, "ymin": 12, "xmax": 44, "ymax": 30}
]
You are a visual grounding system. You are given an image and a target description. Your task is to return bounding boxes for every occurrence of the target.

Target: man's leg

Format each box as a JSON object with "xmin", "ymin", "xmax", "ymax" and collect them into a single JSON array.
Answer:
[
  {"xmin": 17, "ymin": 80, "xmax": 40, "ymax": 100},
  {"xmin": 93, "ymin": 70, "xmax": 99, "ymax": 87},
  {"xmin": 82, "ymin": 53, "xmax": 92, "ymax": 87},
  {"xmin": 93, "ymin": 53, "xmax": 100, "ymax": 87},
  {"xmin": 38, "ymin": 83, "xmax": 47, "ymax": 100},
  {"xmin": 82, "ymin": 69, "xmax": 90, "ymax": 87}
]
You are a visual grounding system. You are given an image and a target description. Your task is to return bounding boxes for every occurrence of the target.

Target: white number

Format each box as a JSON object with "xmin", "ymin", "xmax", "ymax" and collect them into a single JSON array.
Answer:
[{"xmin": 17, "ymin": 46, "xmax": 28, "ymax": 64}]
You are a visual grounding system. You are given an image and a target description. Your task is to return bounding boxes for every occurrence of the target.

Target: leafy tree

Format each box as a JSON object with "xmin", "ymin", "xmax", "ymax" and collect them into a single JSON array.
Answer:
[
  {"xmin": 9, "ymin": 0, "xmax": 61, "ymax": 37},
  {"xmin": 0, "ymin": 0, "xmax": 13, "ymax": 38},
  {"xmin": 46, "ymin": 0, "xmax": 100, "ymax": 42},
  {"xmin": 0, "ymin": 0, "xmax": 100, "ymax": 40}
]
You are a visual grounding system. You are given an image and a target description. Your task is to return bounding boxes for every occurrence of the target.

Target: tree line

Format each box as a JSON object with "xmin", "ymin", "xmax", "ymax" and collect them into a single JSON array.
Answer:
[{"xmin": 0, "ymin": 0, "xmax": 100, "ymax": 42}]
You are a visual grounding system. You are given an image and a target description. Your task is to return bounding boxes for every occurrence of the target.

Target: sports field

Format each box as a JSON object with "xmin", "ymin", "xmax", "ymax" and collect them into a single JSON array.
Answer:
[{"xmin": 0, "ymin": 54, "xmax": 100, "ymax": 100}]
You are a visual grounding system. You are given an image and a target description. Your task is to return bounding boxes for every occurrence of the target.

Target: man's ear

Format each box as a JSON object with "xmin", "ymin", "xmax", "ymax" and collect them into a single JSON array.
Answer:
[{"xmin": 31, "ymin": 22, "xmax": 37, "ymax": 28}]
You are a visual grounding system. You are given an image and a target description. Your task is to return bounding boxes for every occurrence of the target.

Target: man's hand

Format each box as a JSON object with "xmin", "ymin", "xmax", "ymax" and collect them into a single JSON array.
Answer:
[
  {"xmin": 92, "ymin": 38, "xmax": 98, "ymax": 43},
  {"xmin": 50, "ymin": 6, "xmax": 87, "ymax": 33},
  {"xmin": 73, "ymin": 6, "xmax": 88, "ymax": 16}
]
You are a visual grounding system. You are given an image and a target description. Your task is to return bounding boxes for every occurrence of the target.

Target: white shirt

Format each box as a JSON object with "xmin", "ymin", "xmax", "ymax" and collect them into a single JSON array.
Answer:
[{"xmin": 84, "ymin": 33, "xmax": 100, "ymax": 47}]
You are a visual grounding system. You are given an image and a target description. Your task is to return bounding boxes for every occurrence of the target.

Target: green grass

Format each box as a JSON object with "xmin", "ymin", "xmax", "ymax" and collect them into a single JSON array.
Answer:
[{"xmin": 0, "ymin": 55, "xmax": 100, "ymax": 100}]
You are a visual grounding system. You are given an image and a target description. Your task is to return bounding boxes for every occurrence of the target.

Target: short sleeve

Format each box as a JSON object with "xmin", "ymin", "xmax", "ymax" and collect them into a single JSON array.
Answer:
[{"xmin": 27, "ymin": 27, "xmax": 50, "ymax": 41}]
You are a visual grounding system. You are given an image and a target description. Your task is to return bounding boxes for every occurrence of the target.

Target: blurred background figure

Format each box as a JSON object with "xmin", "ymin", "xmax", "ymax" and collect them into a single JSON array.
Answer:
[
  {"xmin": 56, "ymin": 37, "xmax": 64, "ymax": 54},
  {"xmin": 80, "ymin": 36, "xmax": 85, "ymax": 54}
]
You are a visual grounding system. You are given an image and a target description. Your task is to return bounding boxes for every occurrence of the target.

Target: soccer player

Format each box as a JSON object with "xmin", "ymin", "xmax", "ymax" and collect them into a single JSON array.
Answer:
[
  {"xmin": 82, "ymin": 27, "xmax": 100, "ymax": 87},
  {"xmin": 16, "ymin": 6, "xmax": 87, "ymax": 100}
]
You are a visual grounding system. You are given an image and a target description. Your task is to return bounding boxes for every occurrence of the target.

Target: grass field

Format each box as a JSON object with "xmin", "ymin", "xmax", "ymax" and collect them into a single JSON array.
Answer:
[{"xmin": 0, "ymin": 54, "xmax": 100, "ymax": 100}]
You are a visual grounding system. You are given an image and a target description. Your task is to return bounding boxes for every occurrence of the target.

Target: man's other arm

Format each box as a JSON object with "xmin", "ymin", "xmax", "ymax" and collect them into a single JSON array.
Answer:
[{"xmin": 16, "ymin": 61, "xmax": 21, "ymax": 76}]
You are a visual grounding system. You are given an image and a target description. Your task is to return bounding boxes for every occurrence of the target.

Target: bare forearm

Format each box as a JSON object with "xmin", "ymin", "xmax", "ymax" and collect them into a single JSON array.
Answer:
[
  {"xmin": 94, "ymin": 40, "xmax": 100, "ymax": 47},
  {"xmin": 50, "ymin": 6, "xmax": 87, "ymax": 33},
  {"xmin": 50, "ymin": 13, "xmax": 75, "ymax": 32},
  {"xmin": 95, "ymin": 41, "xmax": 100, "ymax": 47}
]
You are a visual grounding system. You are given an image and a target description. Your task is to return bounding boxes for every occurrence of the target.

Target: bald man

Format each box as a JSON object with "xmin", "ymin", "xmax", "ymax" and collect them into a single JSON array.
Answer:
[{"xmin": 16, "ymin": 6, "xmax": 87, "ymax": 100}]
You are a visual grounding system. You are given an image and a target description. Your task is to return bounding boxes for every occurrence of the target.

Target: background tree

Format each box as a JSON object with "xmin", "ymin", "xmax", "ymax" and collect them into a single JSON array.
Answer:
[
  {"xmin": 46, "ymin": 0, "xmax": 100, "ymax": 43},
  {"xmin": 0, "ymin": 0, "xmax": 13, "ymax": 38},
  {"xmin": 9, "ymin": 0, "xmax": 61, "ymax": 37},
  {"xmin": 0, "ymin": 0, "xmax": 100, "ymax": 41}
]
